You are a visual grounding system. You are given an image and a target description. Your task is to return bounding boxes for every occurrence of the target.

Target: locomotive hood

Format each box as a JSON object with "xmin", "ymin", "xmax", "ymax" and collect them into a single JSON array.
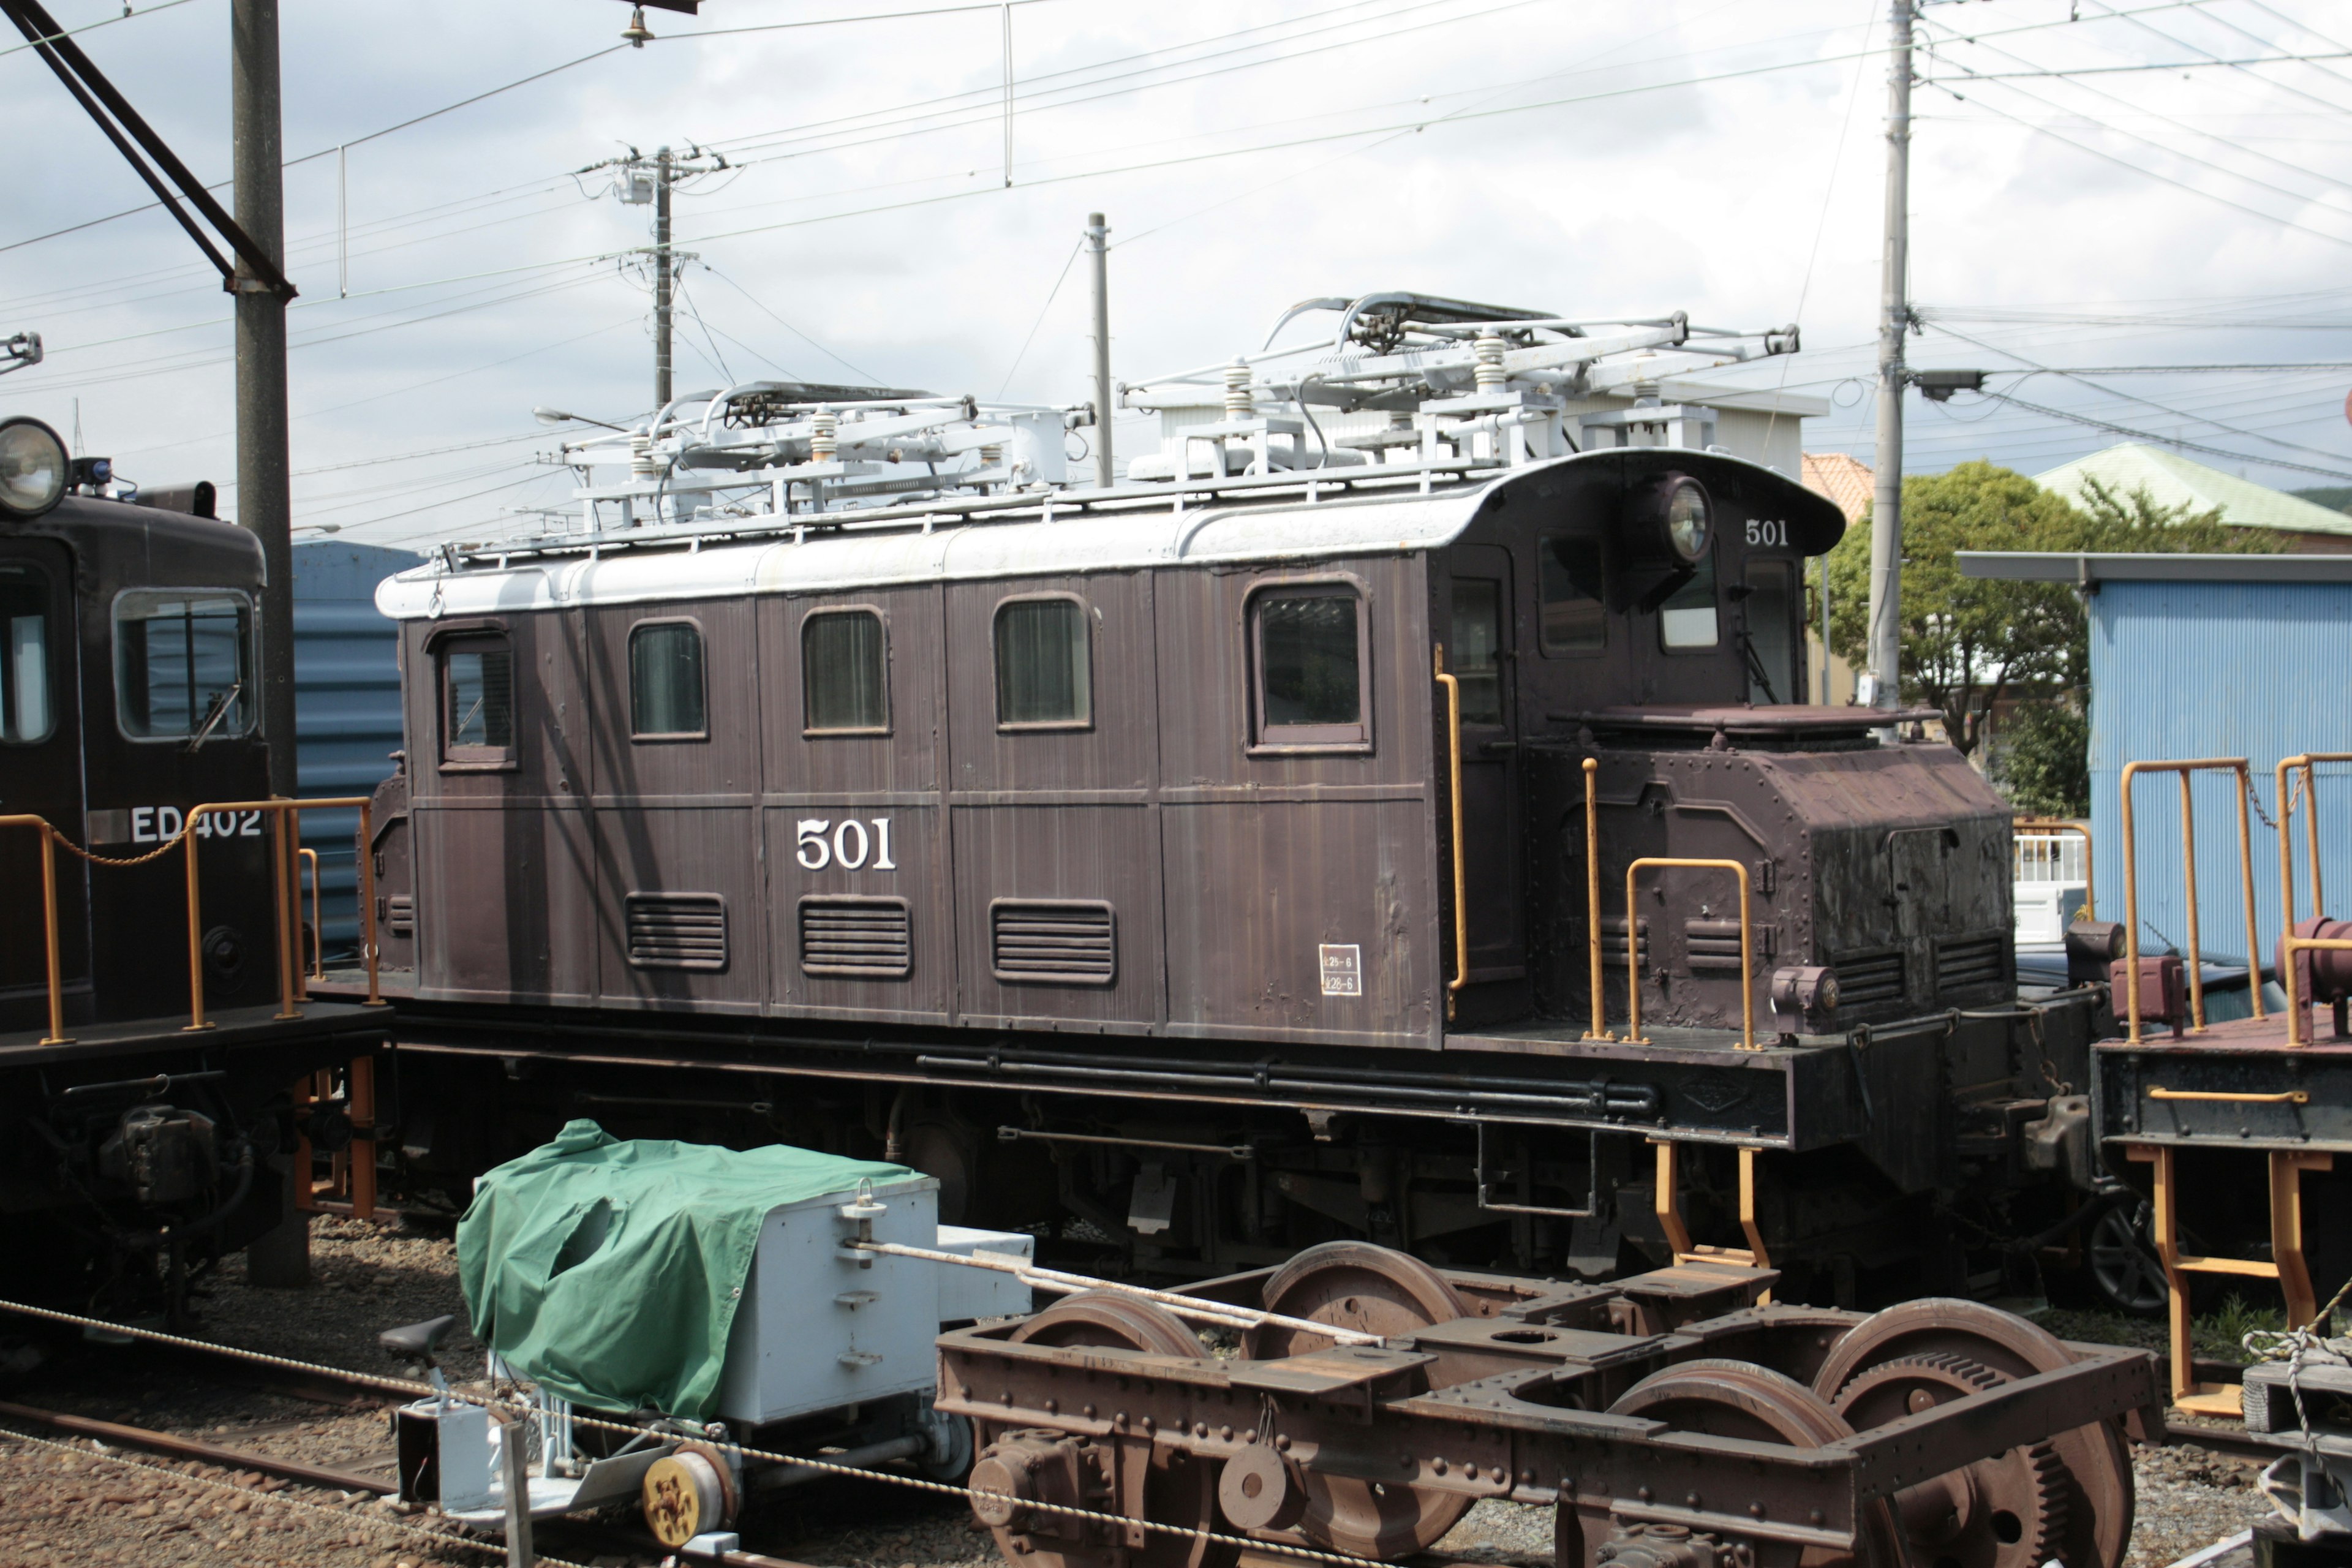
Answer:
[{"xmin": 375, "ymin": 447, "xmax": 1842, "ymax": 619}]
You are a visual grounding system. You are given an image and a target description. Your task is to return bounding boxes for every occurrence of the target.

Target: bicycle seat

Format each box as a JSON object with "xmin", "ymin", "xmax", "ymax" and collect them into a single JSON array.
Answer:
[{"xmin": 379, "ymin": 1314, "xmax": 459, "ymax": 1360}]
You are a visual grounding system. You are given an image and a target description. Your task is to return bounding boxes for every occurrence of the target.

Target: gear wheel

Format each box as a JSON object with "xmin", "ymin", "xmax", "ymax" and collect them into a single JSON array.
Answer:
[{"xmin": 1828, "ymin": 1352, "xmax": 2068, "ymax": 1568}]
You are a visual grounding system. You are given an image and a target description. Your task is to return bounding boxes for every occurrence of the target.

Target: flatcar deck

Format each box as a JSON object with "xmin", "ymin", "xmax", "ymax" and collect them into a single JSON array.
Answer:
[{"xmin": 2094, "ymin": 1014, "xmax": 2352, "ymax": 1152}]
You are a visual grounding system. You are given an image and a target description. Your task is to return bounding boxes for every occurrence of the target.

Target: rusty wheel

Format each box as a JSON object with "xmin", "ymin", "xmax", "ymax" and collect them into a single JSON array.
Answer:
[
  {"xmin": 1599, "ymin": 1360, "xmax": 1909, "ymax": 1568},
  {"xmin": 1009, "ymin": 1291, "xmax": 1207, "ymax": 1357},
  {"xmin": 1812, "ymin": 1300, "xmax": 2132, "ymax": 1568},
  {"xmin": 1245, "ymin": 1242, "xmax": 1474, "ymax": 1559},
  {"xmin": 977, "ymin": 1293, "xmax": 1231, "ymax": 1568},
  {"xmin": 1830, "ymin": 1354, "xmax": 2067, "ymax": 1568}
]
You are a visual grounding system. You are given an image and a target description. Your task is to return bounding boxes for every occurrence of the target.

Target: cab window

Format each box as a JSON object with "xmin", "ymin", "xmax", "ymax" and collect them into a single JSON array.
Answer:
[
  {"xmin": 995, "ymin": 597, "xmax": 1091, "ymax": 729},
  {"xmin": 1659, "ymin": 548, "xmax": 1720, "ymax": 650},
  {"xmin": 0, "ymin": 568, "xmax": 51, "ymax": 744},
  {"xmin": 115, "ymin": 589, "xmax": 252, "ymax": 741},
  {"xmin": 441, "ymin": 636, "xmax": 516, "ymax": 763},
  {"xmin": 629, "ymin": 620, "xmax": 707, "ymax": 739},
  {"xmin": 1538, "ymin": 536, "xmax": 1605, "ymax": 654},
  {"xmin": 1251, "ymin": 584, "xmax": 1369, "ymax": 747},
  {"xmin": 1450, "ymin": 579, "xmax": 1503, "ymax": 726},
  {"xmin": 1741, "ymin": 560, "xmax": 1798, "ymax": 704},
  {"xmin": 803, "ymin": 609, "xmax": 889, "ymax": 734}
]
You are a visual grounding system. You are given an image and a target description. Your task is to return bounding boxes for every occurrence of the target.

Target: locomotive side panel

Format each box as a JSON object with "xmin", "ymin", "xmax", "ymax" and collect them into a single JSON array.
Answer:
[
  {"xmin": 406, "ymin": 607, "xmax": 599, "ymax": 1005},
  {"xmin": 760, "ymin": 583, "xmax": 952, "ymax": 1024},
  {"xmin": 585, "ymin": 596, "xmax": 765, "ymax": 1013},
  {"xmin": 945, "ymin": 570, "xmax": 1164, "ymax": 1031},
  {"xmin": 1158, "ymin": 555, "xmax": 1439, "ymax": 1048}
]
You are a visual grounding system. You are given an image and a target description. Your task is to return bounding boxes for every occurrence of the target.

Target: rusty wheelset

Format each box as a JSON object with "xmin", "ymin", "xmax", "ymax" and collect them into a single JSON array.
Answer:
[{"xmin": 941, "ymin": 1243, "xmax": 2158, "ymax": 1568}]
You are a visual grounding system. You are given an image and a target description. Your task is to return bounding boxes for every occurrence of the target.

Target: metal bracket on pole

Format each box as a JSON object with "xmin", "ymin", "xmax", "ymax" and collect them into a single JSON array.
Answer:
[
  {"xmin": 0, "ymin": 331, "xmax": 40, "ymax": 375},
  {"xmin": 0, "ymin": 0, "xmax": 294, "ymax": 298}
]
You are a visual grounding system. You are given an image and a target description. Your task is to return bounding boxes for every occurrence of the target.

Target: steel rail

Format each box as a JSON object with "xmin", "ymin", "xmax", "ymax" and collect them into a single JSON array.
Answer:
[{"xmin": 0, "ymin": 1395, "xmax": 391, "ymax": 1493}]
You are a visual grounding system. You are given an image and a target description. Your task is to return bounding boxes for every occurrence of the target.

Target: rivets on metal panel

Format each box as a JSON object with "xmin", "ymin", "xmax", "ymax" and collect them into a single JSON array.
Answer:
[
  {"xmin": 1637, "ymin": 1487, "xmax": 1653, "ymax": 1502},
  {"xmin": 1274, "ymin": 1435, "xmax": 1291, "ymax": 1452},
  {"xmin": 1044, "ymin": 1399, "xmax": 1058, "ymax": 1415},
  {"xmin": 1219, "ymin": 1425, "xmax": 1234, "ymax": 1441},
  {"xmin": 1809, "ymin": 1510, "xmax": 1824, "ymax": 1525},
  {"xmin": 1749, "ymin": 1504, "xmax": 1765, "ymax": 1519},
  {"xmin": 1082, "ymin": 1404, "xmax": 1096, "ymax": 1419}
]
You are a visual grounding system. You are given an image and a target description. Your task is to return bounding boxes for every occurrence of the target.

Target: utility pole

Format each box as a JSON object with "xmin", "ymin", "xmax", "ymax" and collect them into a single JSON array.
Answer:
[
  {"xmin": 231, "ymin": 0, "xmax": 307, "ymax": 1291},
  {"xmin": 654, "ymin": 145, "xmax": 674, "ymax": 409},
  {"xmin": 232, "ymin": 0, "xmax": 295, "ymax": 788},
  {"xmin": 1864, "ymin": 0, "xmax": 1913, "ymax": 713},
  {"xmin": 1087, "ymin": 213, "xmax": 1113, "ymax": 489}
]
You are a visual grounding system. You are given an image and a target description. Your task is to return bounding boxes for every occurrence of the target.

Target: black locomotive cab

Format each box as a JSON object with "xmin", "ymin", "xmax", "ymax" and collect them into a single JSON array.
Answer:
[{"xmin": 0, "ymin": 415, "xmax": 386, "ymax": 1319}]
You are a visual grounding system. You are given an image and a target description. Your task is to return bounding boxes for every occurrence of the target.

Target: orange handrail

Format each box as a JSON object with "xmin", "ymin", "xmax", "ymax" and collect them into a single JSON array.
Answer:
[
  {"xmin": 179, "ymin": 797, "xmax": 382, "ymax": 1030},
  {"xmin": 2119, "ymin": 759, "xmax": 2267, "ymax": 1044},
  {"xmin": 1433, "ymin": 645, "xmax": 1469, "ymax": 1023},
  {"xmin": 2274, "ymin": 755, "xmax": 2350, "ymax": 1044},
  {"xmin": 1624, "ymin": 857, "xmax": 1757, "ymax": 1050},
  {"xmin": 0, "ymin": 815, "xmax": 70, "ymax": 1045},
  {"xmin": 299, "ymin": 847, "xmax": 322, "ymax": 981}
]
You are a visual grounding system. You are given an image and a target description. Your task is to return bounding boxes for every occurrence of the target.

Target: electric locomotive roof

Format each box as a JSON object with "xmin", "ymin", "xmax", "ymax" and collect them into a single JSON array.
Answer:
[
  {"xmin": 375, "ymin": 445, "xmax": 1840, "ymax": 620},
  {"xmin": 2, "ymin": 491, "xmax": 262, "ymax": 579}
]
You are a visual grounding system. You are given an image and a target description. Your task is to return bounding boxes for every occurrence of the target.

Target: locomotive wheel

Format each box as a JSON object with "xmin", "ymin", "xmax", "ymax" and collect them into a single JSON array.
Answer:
[
  {"xmin": 1245, "ymin": 1243, "xmax": 1474, "ymax": 1559},
  {"xmin": 981, "ymin": 1293, "xmax": 1232, "ymax": 1568},
  {"xmin": 1600, "ymin": 1360, "xmax": 1909, "ymax": 1568},
  {"xmin": 1243, "ymin": 1241, "xmax": 1471, "ymax": 1358},
  {"xmin": 1812, "ymin": 1300, "xmax": 2133, "ymax": 1568},
  {"xmin": 1829, "ymin": 1354, "xmax": 2067, "ymax": 1568}
]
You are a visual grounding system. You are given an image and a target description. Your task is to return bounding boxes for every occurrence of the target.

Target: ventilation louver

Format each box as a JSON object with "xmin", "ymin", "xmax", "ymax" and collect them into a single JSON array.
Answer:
[
  {"xmin": 800, "ymin": 897, "xmax": 912, "ymax": 979},
  {"xmin": 1936, "ymin": 932, "xmax": 2008, "ymax": 994},
  {"xmin": 992, "ymin": 900, "xmax": 1115, "ymax": 985},
  {"xmin": 625, "ymin": 892, "xmax": 728, "ymax": 971},
  {"xmin": 1832, "ymin": 947, "xmax": 1906, "ymax": 1008}
]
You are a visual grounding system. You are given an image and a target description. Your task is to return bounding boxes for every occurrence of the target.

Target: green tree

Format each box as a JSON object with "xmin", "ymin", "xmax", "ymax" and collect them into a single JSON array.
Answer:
[
  {"xmin": 1988, "ymin": 701, "xmax": 2090, "ymax": 818},
  {"xmin": 1822, "ymin": 462, "xmax": 2275, "ymax": 760}
]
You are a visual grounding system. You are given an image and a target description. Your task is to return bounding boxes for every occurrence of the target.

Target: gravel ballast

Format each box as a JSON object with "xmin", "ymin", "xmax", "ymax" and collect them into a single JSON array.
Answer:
[{"xmin": 0, "ymin": 1216, "xmax": 2290, "ymax": 1567}]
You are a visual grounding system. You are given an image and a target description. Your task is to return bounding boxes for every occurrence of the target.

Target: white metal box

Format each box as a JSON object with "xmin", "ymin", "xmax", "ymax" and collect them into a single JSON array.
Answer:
[
  {"xmin": 715, "ymin": 1171, "xmax": 941, "ymax": 1427},
  {"xmin": 936, "ymin": 1224, "xmax": 1037, "ymax": 1321}
]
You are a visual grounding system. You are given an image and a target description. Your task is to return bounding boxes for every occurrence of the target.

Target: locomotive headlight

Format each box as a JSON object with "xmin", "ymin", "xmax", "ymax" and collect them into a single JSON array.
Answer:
[
  {"xmin": 1663, "ymin": 477, "xmax": 1711, "ymax": 563},
  {"xmin": 0, "ymin": 417, "xmax": 68, "ymax": 518}
]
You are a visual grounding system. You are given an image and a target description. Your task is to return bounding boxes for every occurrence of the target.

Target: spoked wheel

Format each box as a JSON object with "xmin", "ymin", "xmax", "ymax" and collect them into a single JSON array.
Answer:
[
  {"xmin": 1594, "ymin": 1360, "xmax": 1909, "ymax": 1568},
  {"xmin": 1245, "ymin": 1242, "xmax": 1474, "ymax": 1559},
  {"xmin": 971, "ymin": 1292, "xmax": 1232, "ymax": 1568},
  {"xmin": 1812, "ymin": 1300, "xmax": 2134, "ymax": 1568},
  {"xmin": 2084, "ymin": 1195, "xmax": 2169, "ymax": 1319}
]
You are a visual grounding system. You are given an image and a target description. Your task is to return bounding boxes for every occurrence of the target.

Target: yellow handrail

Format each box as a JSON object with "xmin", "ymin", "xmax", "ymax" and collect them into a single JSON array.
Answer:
[
  {"xmin": 2014, "ymin": 816, "xmax": 2095, "ymax": 919},
  {"xmin": 179, "ymin": 797, "xmax": 382, "ymax": 1030},
  {"xmin": 1624, "ymin": 856, "xmax": 1756, "ymax": 1050},
  {"xmin": 1, "ymin": 815, "xmax": 69, "ymax": 1045},
  {"xmin": 299, "ymin": 846, "xmax": 322, "ymax": 982},
  {"xmin": 1581, "ymin": 758, "xmax": 1611, "ymax": 1041},
  {"xmin": 1433, "ymin": 645, "xmax": 1469, "ymax": 1023},
  {"xmin": 2274, "ymin": 753, "xmax": 2352, "ymax": 1046},
  {"xmin": 2119, "ymin": 759, "xmax": 2266, "ymax": 1044}
]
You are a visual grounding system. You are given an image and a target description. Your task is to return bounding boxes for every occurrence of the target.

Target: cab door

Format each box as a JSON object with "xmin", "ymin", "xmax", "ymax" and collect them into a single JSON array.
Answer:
[
  {"xmin": 1441, "ymin": 544, "xmax": 1525, "ymax": 1009},
  {"xmin": 0, "ymin": 539, "xmax": 86, "ymax": 1029}
]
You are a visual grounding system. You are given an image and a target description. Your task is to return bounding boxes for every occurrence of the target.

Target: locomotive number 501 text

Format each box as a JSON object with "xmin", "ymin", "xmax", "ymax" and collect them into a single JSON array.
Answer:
[{"xmin": 796, "ymin": 817, "xmax": 898, "ymax": 872}]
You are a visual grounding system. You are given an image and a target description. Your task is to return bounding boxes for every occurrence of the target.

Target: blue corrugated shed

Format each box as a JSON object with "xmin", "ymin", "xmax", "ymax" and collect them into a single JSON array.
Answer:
[
  {"xmin": 294, "ymin": 541, "xmax": 420, "ymax": 954},
  {"xmin": 2088, "ymin": 577, "xmax": 2352, "ymax": 967}
]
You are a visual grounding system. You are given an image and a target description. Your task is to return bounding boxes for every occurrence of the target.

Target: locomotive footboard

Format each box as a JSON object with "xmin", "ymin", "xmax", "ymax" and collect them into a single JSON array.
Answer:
[{"xmin": 937, "ymin": 1245, "xmax": 2160, "ymax": 1568}]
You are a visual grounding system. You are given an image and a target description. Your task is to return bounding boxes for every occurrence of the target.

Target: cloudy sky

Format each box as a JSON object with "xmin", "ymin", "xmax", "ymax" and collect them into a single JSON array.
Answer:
[{"xmin": 4, "ymin": 0, "xmax": 2350, "ymax": 554}]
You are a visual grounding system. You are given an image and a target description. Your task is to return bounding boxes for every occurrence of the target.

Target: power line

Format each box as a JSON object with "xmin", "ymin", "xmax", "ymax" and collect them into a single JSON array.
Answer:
[
  {"xmin": 1977, "ymin": 391, "xmax": 2352, "ymax": 481},
  {"xmin": 0, "ymin": 0, "xmax": 201, "ymax": 58}
]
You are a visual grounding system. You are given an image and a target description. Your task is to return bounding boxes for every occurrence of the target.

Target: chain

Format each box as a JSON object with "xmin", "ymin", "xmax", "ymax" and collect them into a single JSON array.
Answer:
[
  {"xmin": 45, "ymin": 820, "xmax": 195, "ymax": 868},
  {"xmin": 0, "ymin": 1297, "xmax": 1396, "ymax": 1568},
  {"xmin": 0, "ymin": 1425, "xmax": 597, "ymax": 1568}
]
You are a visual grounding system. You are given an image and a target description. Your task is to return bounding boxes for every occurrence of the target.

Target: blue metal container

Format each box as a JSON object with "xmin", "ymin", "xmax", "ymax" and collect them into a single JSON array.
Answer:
[
  {"xmin": 294, "ymin": 541, "xmax": 421, "ymax": 956},
  {"xmin": 2087, "ymin": 576, "xmax": 2352, "ymax": 970}
]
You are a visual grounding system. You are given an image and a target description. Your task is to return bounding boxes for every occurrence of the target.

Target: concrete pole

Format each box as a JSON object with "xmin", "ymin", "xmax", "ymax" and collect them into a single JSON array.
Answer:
[
  {"xmin": 232, "ymin": 0, "xmax": 294, "ymax": 791},
  {"xmin": 1864, "ymin": 0, "xmax": 1913, "ymax": 712},
  {"xmin": 1087, "ymin": 213, "xmax": 1113, "ymax": 489},
  {"xmin": 654, "ymin": 146, "xmax": 674, "ymax": 409}
]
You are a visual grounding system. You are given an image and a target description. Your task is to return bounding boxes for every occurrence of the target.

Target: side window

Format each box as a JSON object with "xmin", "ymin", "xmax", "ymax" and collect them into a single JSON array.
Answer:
[
  {"xmin": 1251, "ymin": 584, "xmax": 1368, "ymax": 748},
  {"xmin": 1538, "ymin": 535, "xmax": 1606, "ymax": 655},
  {"xmin": 1449, "ymin": 579, "xmax": 1503, "ymax": 726},
  {"xmin": 0, "ymin": 568, "xmax": 51, "ymax": 744},
  {"xmin": 629, "ymin": 620, "xmax": 706, "ymax": 739},
  {"xmin": 441, "ymin": 637, "xmax": 516, "ymax": 764},
  {"xmin": 1659, "ymin": 545, "xmax": 1720, "ymax": 651},
  {"xmin": 995, "ymin": 597, "xmax": 1091, "ymax": 729},
  {"xmin": 802, "ymin": 609, "xmax": 889, "ymax": 734},
  {"xmin": 114, "ymin": 589, "xmax": 252, "ymax": 741},
  {"xmin": 1741, "ymin": 560, "xmax": 1798, "ymax": 705}
]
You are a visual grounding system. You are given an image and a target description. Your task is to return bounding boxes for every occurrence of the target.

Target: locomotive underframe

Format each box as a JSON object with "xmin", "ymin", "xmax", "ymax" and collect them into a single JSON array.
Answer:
[
  {"xmin": 366, "ymin": 990, "xmax": 2107, "ymax": 1292},
  {"xmin": 0, "ymin": 1001, "xmax": 389, "ymax": 1316}
]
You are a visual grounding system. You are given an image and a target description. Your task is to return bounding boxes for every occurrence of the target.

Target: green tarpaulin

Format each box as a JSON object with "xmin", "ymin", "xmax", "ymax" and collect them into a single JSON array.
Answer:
[{"xmin": 456, "ymin": 1120, "xmax": 914, "ymax": 1420}]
